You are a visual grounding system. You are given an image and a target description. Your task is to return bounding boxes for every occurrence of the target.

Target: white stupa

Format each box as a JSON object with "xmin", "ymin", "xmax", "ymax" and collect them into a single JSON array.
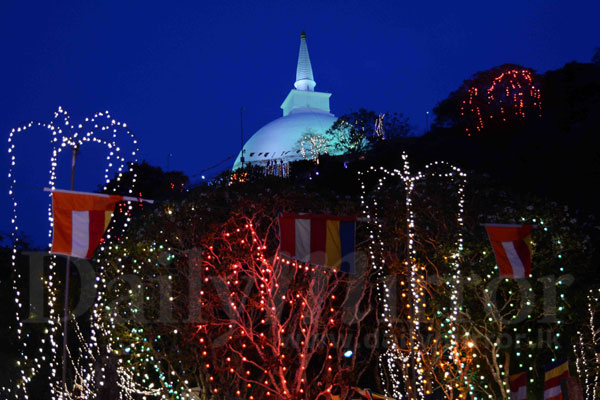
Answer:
[{"xmin": 232, "ymin": 32, "xmax": 337, "ymax": 170}]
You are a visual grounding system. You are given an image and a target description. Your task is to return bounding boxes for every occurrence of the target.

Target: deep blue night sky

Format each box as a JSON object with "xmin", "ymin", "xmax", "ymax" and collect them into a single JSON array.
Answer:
[{"xmin": 1, "ymin": 0, "xmax": 599, "ymax": 244}]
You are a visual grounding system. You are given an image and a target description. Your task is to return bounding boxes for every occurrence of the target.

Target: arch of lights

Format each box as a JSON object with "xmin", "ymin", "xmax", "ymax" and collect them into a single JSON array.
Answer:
[
  {"xmin": 6, "ymin": 107, "xmax": 141, "ymax": 399},
  {"xmin": 358, "ymin": 153, "xmax": 466, "ymax": 399}
]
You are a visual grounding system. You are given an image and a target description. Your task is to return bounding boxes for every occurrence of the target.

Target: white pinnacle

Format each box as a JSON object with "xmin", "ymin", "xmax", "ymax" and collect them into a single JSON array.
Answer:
[{"xmin": 294, "ymin": 31, "xmax": 316, "ymax": 91}]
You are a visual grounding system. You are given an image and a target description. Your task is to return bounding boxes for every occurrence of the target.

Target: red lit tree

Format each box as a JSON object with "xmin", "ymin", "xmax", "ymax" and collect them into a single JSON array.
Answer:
[
  {"xmin": 101, "ymin": 194, "xmax": 379, "ymax": 400},
  {"xmin": 434, "ymin": 64, "xmax": 542, "ymax": 136},
  {"xmin": 192, "ymin": 213, "xmax": 376, "ymax": 399}
]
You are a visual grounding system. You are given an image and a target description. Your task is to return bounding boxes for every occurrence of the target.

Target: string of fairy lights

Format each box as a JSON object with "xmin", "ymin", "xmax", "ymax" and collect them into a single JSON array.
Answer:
[
  {"xmin": 7, "ymin": 107, "xmax": 140, "ymax": 399},
  {"xmin": 461, "ymin": 69, "xmax": 542, "ymax": 136},
  {"xmin": 508, "ymin": 217, "xmax": 568, "ymax": 398},
  {"xmin": 359, "ymin": 154, "xmax": 467, "ymax": 400},
  {"xmin": 4, "ymin": 109, "xmax": 576, "ymax": 399},
  {"xmin": 299, "ymin": 133, "xmax": 329, "ymax": 163},
  {"xmin": 458, "ymin": 216, "xmax": 571, "ymax": 399},
  {"xmin": 574, "ymin": 288, "xmax": 600, "ymax": 400},
  {"xmin": 93, "ymin": 206, "xmax": 369, "ymax": 399},
  {"xmin": 359, "ymin": 167, "xmax": 406, "ymax": 398},
  {"xmin": 359, "ymin": 155, "xmax": 576, "ymax": 400}
]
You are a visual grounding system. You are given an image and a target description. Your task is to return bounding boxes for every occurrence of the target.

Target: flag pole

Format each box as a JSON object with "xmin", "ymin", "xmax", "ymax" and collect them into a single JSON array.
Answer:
[
  {"xmin": 62, "ymin": 144, "xmax": 78, "ymax": 395},
  {"xmin": 43, "ymin": 187, "xmax": 154, "ymax": 204}
]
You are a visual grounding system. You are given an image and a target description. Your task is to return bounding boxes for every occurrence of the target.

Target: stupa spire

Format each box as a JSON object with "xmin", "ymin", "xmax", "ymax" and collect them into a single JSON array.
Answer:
[{"xmin": 294, "ymin": 31, "xmax": 316, "ymax": 91}]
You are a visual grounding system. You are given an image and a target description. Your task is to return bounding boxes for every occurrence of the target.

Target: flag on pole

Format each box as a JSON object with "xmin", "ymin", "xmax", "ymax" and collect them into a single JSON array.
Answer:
[
  {"xmin": 484, "ymin": 224, "xmax": 534, "ymax": 278},
  {"xmin": 51, "ymin": 190, "xmax": 125, "ymax": 259},
  {"xmin": 509, "ymin": 372, "xmax": 527, "ymax": 400},
  {"xmin": 544, "ymin": 359, "xmax": 569, "ymax": 400},
  {"xmin": 279, "ymin": 213, "xmax": 356, "ymax": 273}
]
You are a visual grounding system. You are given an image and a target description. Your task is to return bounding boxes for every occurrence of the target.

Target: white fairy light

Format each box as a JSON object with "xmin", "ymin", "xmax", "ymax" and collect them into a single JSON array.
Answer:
[
  {"xmin": 7, "ymin": 107, "xmax": 139, "ymax": 399},
  {"xmin": 299, "ymin": 133, "xmax": 329, "ymax": 163},
  {"xmin": 359, "ymin": 153, "xmax": 466, "ymax": 399}
]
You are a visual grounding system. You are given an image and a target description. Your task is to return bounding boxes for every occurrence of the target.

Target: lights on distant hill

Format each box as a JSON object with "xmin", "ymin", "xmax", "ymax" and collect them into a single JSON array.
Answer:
[{"xmin": 461, "ymin": 68, "xmax": 542, "ymax": 136}]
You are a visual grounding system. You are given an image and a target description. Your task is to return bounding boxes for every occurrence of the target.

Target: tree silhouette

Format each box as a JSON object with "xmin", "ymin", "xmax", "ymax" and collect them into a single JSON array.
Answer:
[{"xmin": 433, "ymin": 64, "xmax": 542, "ymax": 136}]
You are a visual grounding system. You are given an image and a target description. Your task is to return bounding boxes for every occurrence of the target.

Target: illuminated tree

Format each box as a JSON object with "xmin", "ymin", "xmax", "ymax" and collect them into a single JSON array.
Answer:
[
  {"xmin": 434, "ymin": 64, "xmax": 542, "ymax": 136},
  {"xmin": 99, "ymin": 188, "xmax": 379, "ymax": 400},
  {"xmin": 297, "ymin": 131, "xmax": 329, "ymax": 164},
  {"xmin": 359, "ymin": 158, "xmax": 473, "ymax": 400},
  {"xmin": 357, "ymin": 155, "xmax": 599, "ymax": 400},
  {"xmin": 5, "ymin": 107, "xmax": 139, "ymax": 399},
  {"xmin": 574, "ymin": 288, "xmax": 600, "ymax": 400},
  {"xmin": 103, "ymin": 161, "xmax": 189, "ymax": 201},
  {"xmin": 325, "ymin": 109, "xmax": 410, "ymax": 154}
]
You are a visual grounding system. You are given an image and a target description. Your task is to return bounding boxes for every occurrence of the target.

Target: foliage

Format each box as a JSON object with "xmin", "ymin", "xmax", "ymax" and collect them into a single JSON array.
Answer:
[
  {"xmin": 296, "ymin": 131, "xmax": 329, "ymax": 163},
  {"xmin": 8, "ymin": 58, "xmax": 600, "ymax": 399},
  {"xmin": 103, "ymin": 161, "xmax": 189, "ymax": 201},
  {"xmin": 98, "ymin": 177, "xmax": 380, "ymax": 399},
  {"xmin": 325, "ymin": 109, "xmax": 411, "ymax": 154},
  {"xmin": 358, "ymin": 163, "xmax": 599, "ymax": 398},
  {"xmin": 427, "ymin": 60, "xmax": 600, "ymax": 214}
]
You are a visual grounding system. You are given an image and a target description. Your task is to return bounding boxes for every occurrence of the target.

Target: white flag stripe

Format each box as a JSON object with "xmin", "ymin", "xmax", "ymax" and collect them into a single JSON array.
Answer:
[
  {"xmin": 502, "ymin": 241, "xmax": 525, "ymax": 278},
  {"xmin": 544, "ymin": 385, "xmax": 562, "ymax": 399},
  {"xmin": 71, "ymin": 211, "xmax": 90, "ymax": 259},
  {"xmin": 511, "ymin": 385, "xmax": 527, "ymax": 400},
  {"xmin": 295, "ymin": 219, "xmax": 311, "ymax": 263}
]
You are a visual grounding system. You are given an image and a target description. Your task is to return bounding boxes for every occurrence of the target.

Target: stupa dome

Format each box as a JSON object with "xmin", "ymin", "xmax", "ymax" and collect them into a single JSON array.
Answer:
[{"xmin": 233, "ymin": 32, "xmax": 337, "ymax": 170}]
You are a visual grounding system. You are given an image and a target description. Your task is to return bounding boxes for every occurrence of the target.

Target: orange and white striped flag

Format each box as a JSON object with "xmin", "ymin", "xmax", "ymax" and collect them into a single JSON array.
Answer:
[
  {"xmin": 51, "ymin": 190, "xmax": 125, "ymax": 259},
  {"xmin": 485, "ymin": 224, "xmax": 534, "ymax": 278}
]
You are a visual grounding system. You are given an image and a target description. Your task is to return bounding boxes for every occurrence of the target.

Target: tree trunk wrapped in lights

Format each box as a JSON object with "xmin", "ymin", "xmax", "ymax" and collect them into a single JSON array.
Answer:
[{"xmin": 574, "ymin": 289, "xmax": 600, "ymax": 400}]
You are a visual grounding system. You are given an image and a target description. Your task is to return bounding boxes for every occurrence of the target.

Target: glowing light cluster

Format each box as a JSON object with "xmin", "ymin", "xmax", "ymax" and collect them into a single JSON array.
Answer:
[
  {"xmin": 359, "ymin": 153, "xmax": 467, "ymax": 400},
  {"xmin": 461, "ymin": 68, "xmax": 542, "ymax": 135},
  {"xmin": 299, "ymin": 133, "xmax": 329, "ymax": 163},
  {"xmin": 574, "ymin": 288, "xmax": 600, "ymax": 400},
  {"xmin": 94, "ymin": 206, "xmax": 376, "ymax": 399},
  {"xmin": 7, "ymin": 107, "xmax": 139, "ymax": 399}
]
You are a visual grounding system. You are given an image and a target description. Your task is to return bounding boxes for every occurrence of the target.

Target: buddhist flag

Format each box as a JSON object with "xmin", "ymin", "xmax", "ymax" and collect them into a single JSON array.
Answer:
[
  {"xmin": 279, "ymin": 213, "xmax": 356, "ymax": 273},
  {"xmin": 509, "ymin": 372, "xmax": 527, "ymax": 400},
  {"xmin": 544, "ymin": 359, "xmax": 569, "ymax": 400},
  {"xmin": 51, "ymin": 190, "xmax": 125, "ymax": 259},
  {"xmin": 484, "ymin": 224, "xmax": 534, "ymax": 278}
]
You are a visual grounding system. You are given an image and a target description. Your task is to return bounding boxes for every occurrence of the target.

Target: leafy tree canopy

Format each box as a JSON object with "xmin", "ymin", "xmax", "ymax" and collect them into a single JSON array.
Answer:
[
  {"xmin": 324, "ymin": 109, "xmax": 411, "ymax": 154},
  {"xmin": 102, "ymin": 160, "xmax": 189, "ymax": 201}
]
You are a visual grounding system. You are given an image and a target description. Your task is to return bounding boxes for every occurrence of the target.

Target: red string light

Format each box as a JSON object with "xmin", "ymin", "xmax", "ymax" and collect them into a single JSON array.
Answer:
[{"xmin": 461, "ymin": 69, "xmax": 542, "ymax": 136}]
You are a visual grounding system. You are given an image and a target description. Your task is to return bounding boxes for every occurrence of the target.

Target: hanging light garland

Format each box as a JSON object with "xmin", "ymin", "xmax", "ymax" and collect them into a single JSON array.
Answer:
[
  {"xmin": 574, "ymin": 288, "xmax": 600, "ymax": 400},
  {"xmin": 359, "ymin": 153, "xmax": 467, "ymax": 399},
  {"xmin": 7, "ymin": 107, "xmax": 139, "ymax": 399},
  {"xmin": 461, "ymin": 68, "xmax": 542, "ymax": 136}
]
